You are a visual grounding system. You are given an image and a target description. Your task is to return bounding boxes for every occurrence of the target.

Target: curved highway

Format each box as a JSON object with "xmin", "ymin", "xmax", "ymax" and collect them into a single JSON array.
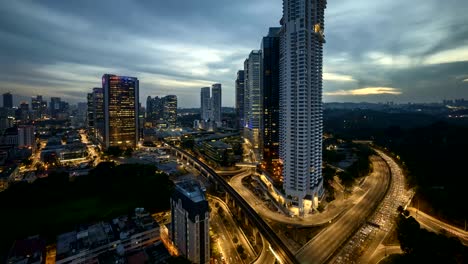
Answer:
[
  {"xmin": 295, "ymin": 156, "xmax": 391, "ymax": 264},
  {"xmin": 167, "ymin": 144, "xmax": 299, "ymax": 264}
]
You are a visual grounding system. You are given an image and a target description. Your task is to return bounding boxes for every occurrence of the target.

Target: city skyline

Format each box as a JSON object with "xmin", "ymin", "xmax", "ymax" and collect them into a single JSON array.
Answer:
[{"xmin": 1, "ymin": 0, "xmax": 467, "ymax": 107}]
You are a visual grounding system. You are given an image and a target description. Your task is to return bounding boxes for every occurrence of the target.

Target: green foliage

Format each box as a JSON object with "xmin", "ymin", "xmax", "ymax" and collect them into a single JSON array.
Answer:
[
  {"xmin": 0, "ymin": 163, "xmax": 173, "ymax": 258},
  {"xmin": 105, "ymin": 146, "xmax": 123, "ymax": 157},
  {"xmin": 396, "ymin": 215, "xmax": 468, "ymax": 263},
  {"xmin": 236, "ymin": 245, "xmax": 244, "ymax": 254}
]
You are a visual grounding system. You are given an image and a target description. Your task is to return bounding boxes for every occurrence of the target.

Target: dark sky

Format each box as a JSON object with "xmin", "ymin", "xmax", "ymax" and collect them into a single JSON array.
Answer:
[{"xmin": 1, "ymin": 0, "xmax": 468, "ymax": 107}]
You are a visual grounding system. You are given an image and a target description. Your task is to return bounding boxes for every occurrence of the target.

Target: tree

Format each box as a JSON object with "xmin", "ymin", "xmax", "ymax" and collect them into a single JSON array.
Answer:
[{"xmin": 236, "ymin": 245, "xmax": 244, "ymax": 254}]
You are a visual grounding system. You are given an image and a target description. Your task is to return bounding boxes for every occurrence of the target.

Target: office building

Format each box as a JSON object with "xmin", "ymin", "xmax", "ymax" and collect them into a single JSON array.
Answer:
[
  {"xmin": 3, "ymin": 92, "xmax": 13, "ymax": 108},
  {"xmin": 102, "ymin": 74, "xmax": 139, "ymax": 149},
  {"xmin": 50, "ymin": 97, "xmax": 61, "ymax": 118},
  {"xmin": 146, "ymin": 95, "xmax": 177, "ymax": 129},
  {"xmin": 279, "ymin": 0, "xmax": 326, "ymax": 213},
  {"xmin": 31, "ymin": 95, "xmax": 47, "ymax": 119},
  {"xmin": 86, "ymin": 88, "xmax": 104, "ymax": 141},
  {"xmin": 200, "ymin": 87, "xmax": 211, "ymax": 121},
  {"xmin": 235, "ymin": 70, "xmax": 245, "ymax": 129},
  {"xmin": 261, "ymin": 28, "xmax": 281, "ymax": 168},
  {"xmin": 211, "ymin": 84, "xmax": 222, "ymax": 125},
  {"xmin": 171, "ymin": 180, "xmax": 209, "ymax": 264},
  {"xmin": 163, "ymin": 95, "xmax": 177, "ymax": 128},
  {"xmin": 244, "ymin": 50, "xmax": 262, "ymax": 159}
]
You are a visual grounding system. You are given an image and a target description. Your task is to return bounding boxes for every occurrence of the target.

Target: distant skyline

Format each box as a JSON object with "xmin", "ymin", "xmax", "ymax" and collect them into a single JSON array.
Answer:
[{"xmin": 0, "ymin": 0, "xmax": 468, "ymax": 107}]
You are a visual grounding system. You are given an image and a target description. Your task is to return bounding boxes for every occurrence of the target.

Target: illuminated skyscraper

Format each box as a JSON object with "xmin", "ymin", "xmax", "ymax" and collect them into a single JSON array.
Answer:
[
  {"xmin": 235, "ymin": 70, "xmax": 245, "ymax": 129},
  {"xmin": 261, "ymin": 28, "xmax": 281, "ymax": 167},
  {"xmin": 279, "ymin": 0, "xmax": 326, "ymax": 213},
  {"xmin": 102, "ymin": 74, "xmax": 139, "ymax": 149},
  {"xmin": 244, "ymin": 50, "xmax": 262, "ymax": 159},
  {"xmin": 163, "ymin": 95, "xmax": 177, "ymax": 128}
]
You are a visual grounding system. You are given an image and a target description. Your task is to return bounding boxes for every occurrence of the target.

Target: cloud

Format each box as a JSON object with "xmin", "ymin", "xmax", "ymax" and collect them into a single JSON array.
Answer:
[
  {"xmin": 324, "ymin": 87, "xmax": 402, "ymax": 96},
  {"xmin": 323, "ymin": 73, "xmax": 356, "ymax": 82},
  {"xmin": 0, "ymin": 0, "xmax": 468, "ymax": 106},
  {"xmin": 423, "ymin": 46, "xmax": 468, "ymax": 65}
]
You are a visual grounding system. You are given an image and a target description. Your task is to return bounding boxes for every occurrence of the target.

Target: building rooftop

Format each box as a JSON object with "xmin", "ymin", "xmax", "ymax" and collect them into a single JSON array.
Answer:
[{"xmin": 175, "ymin": 180, "xmax": 206, "ymax": 203}]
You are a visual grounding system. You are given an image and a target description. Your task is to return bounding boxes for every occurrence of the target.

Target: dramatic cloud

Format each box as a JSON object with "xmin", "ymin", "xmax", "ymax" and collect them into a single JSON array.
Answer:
[
  {"xmin": 0, "ymin": 0, "xmax": 467, "ymax": 107},
  {"xmin": 324, "ymin": 87, "xmax": 402, "ymax": 96}
]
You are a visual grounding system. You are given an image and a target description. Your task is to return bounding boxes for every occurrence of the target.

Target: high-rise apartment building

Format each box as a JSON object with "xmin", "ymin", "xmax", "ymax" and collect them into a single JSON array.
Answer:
[
  {"xmin": 244, "ymin": 50, "xmax": 262, "ymax": 159},
  {"xmin": 171, "ymin": 180, "xmax": 209, "ymax": 264},
  {"xmin": 211, "ymin": 84, "xmax": 222, "ymax": 125},
  {"xmin": 3, "ymin": 92, "xmax": 13, "ymax": 109},
  {"xmin": 18, "ymin": 125, "xmax": 35, "ymax": 151},
  {"xmin": 235, "ymin": 70, "xmax": 245, "ymax": 129},
  {"xmin": 261, "ymin": 28, "xmax": 281, "ymax": 168},
  {"xmin": 200, "ymin": 87, "xmax": 211, "ymax": 121},
  {"xmin": 102, "ymin": 74, "xmax": 139, "ymax": 149},
  {"xmin": 279, "ymin": 0, "xmax": 326, "ymax": 213}
]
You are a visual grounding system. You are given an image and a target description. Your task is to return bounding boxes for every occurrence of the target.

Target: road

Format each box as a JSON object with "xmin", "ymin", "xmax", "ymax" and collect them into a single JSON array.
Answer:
[
  {"xmin": 167, "ymin": 144, "xmax": 299, "ymax": 264},
  {"xmin": 208, "ymin": 195, "xmax": 256, "ymax": 264},
  {"xmin": 253, "ymin": 237, "xmax": 277, "ymax": 264},
  {"xmin": 408, "ymin": 207, "xmax": 468, "ymax": 245},
  {"xmin": 230, "ymin": 168, "xmax": 350, "ymax": 227},
  {"xmin": 295, "ymin": 155, "xmax": 391, "ymax": 264},
  {"xmin": 80, "ymin": 130, "xmax": 101, "ymax": 166},
  {"xmin": 332, "ymin": 149, "xmax": 411, "ymax": 264},
  {"xmin": 367, "ymin": 245, "xmax": 402, "ymax": 264}
]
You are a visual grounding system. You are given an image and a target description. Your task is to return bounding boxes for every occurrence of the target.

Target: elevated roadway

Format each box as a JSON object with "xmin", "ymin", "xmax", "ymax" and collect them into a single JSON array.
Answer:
[{"xmin": 167, "ymin": 143, "xmax": 299, "ymax": 264}]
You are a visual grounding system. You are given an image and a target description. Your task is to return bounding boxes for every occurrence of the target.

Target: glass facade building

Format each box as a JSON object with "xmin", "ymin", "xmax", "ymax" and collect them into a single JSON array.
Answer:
[{"xmin": 102, "ymin": 74, "xmax": 139, "ymax": 148}]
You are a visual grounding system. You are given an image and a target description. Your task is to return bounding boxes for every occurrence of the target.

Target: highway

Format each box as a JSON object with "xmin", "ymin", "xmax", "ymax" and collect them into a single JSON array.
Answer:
[
  {"xmin": 230, "ymin": 168, "xmax": 349, "ymax": 227},
  {"xmin": 295, "ymin": 155, "xmax": 391, "ymax": 264},
  {"xmin": 367, "ymin": 245, "xmax": 402, "ymax": 264},
  {"xmin": 167, "ymin": 144, "xmax": 299, "ymax": 264},
  {"xmin": 208, "ymin": 195, "xmax": 256, "ymax": 264},
  {"xmin": 333, "ymin": 149, "xmax": 411, "ymax": 264},
  {"xmin": 408, "ymin": 207, "xmax": 468, "ymax": 245}
]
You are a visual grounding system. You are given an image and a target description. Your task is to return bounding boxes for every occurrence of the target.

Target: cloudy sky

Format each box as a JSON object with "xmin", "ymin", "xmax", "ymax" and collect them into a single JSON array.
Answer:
[{"xmin": 1, "ymin": 0, "xmax": 468, "ymax": 107}]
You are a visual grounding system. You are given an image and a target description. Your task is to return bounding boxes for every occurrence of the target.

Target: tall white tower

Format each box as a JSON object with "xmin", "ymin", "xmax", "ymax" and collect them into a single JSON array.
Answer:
[
  {"xmin": 200, "ymin": 87, "xmax": 211, "ymax": 121},
  {"xmin": 279, "ymin": 0, "xmax": 326, "ymax": 214}
]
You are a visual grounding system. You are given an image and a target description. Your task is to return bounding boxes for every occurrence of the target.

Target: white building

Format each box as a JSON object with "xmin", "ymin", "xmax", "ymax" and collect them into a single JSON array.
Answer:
[
  {"xmin": 279, "ymin": 0, "xmax": 326, "ymax": 214},
  {"xmin": 211, "ymin": 83, "xmax": 222, "ymax": 126},
  {"xmin": 200, "ymin": 87, "xmax": 211, "ymax": 121},
  {"xmin": 171, "ymin": 180, "xmax": 209, "ymax": 264},
  {"xmin": 18, "ymin": 125, "xmax": 35, "ymax": 150},
  {"xmin": 244, "ymin": 50, "xmax": 263, "ymax": 160}
]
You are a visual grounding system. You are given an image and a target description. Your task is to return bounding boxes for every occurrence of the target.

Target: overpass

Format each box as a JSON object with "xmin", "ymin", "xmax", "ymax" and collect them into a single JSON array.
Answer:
[{"xmin": 166, "ymin": 143, "xmax": 299, "ymax": 264}]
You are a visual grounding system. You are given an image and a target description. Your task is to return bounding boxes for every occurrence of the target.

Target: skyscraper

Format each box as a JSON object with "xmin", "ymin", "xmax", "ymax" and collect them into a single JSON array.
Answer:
[
  {"xmin": 171, "ymin": 180, "xmax": 209, "ymax": 264},
  {"xmin": 279, "ymin": 0, "xmax": 326, "ymax": 213},
  {"xmin": 102, "ymin": 74, "xmax": 139, "ymax": 149},
  {"xmin": 3, "ymin": 92, "xmax": 13, "ymax": 108},
  {"xmin": 87, "ymin": 88, "xmax": 104, "ymax": 141},
  {"xmin": 163, "ymin": 95, "xmax": 178, "ymax": 128},
  {"xmin": 31, "ymin": 95, "xmax": 47, "ymax": 119},
  {"xmin": 200, "ymin": 87, "xmax": 211, "ymax": 121},
  {"xmin": 50, "ymin": 97, "xmax": 61, "ymax": 118},
  {"xmin": 261, "ymin": 28, "xmax": 281, "ymax": 168},
  {"xmin": 244, "ymin": 50, "xmax": 262, "ymax": 160},
  {"xmin": 211, "ymin": 83, "xmax": 222, "ymax": 125},
  {"xmin": 235, "ymin": 70, "xmax": 245, "ymax": 129}
]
